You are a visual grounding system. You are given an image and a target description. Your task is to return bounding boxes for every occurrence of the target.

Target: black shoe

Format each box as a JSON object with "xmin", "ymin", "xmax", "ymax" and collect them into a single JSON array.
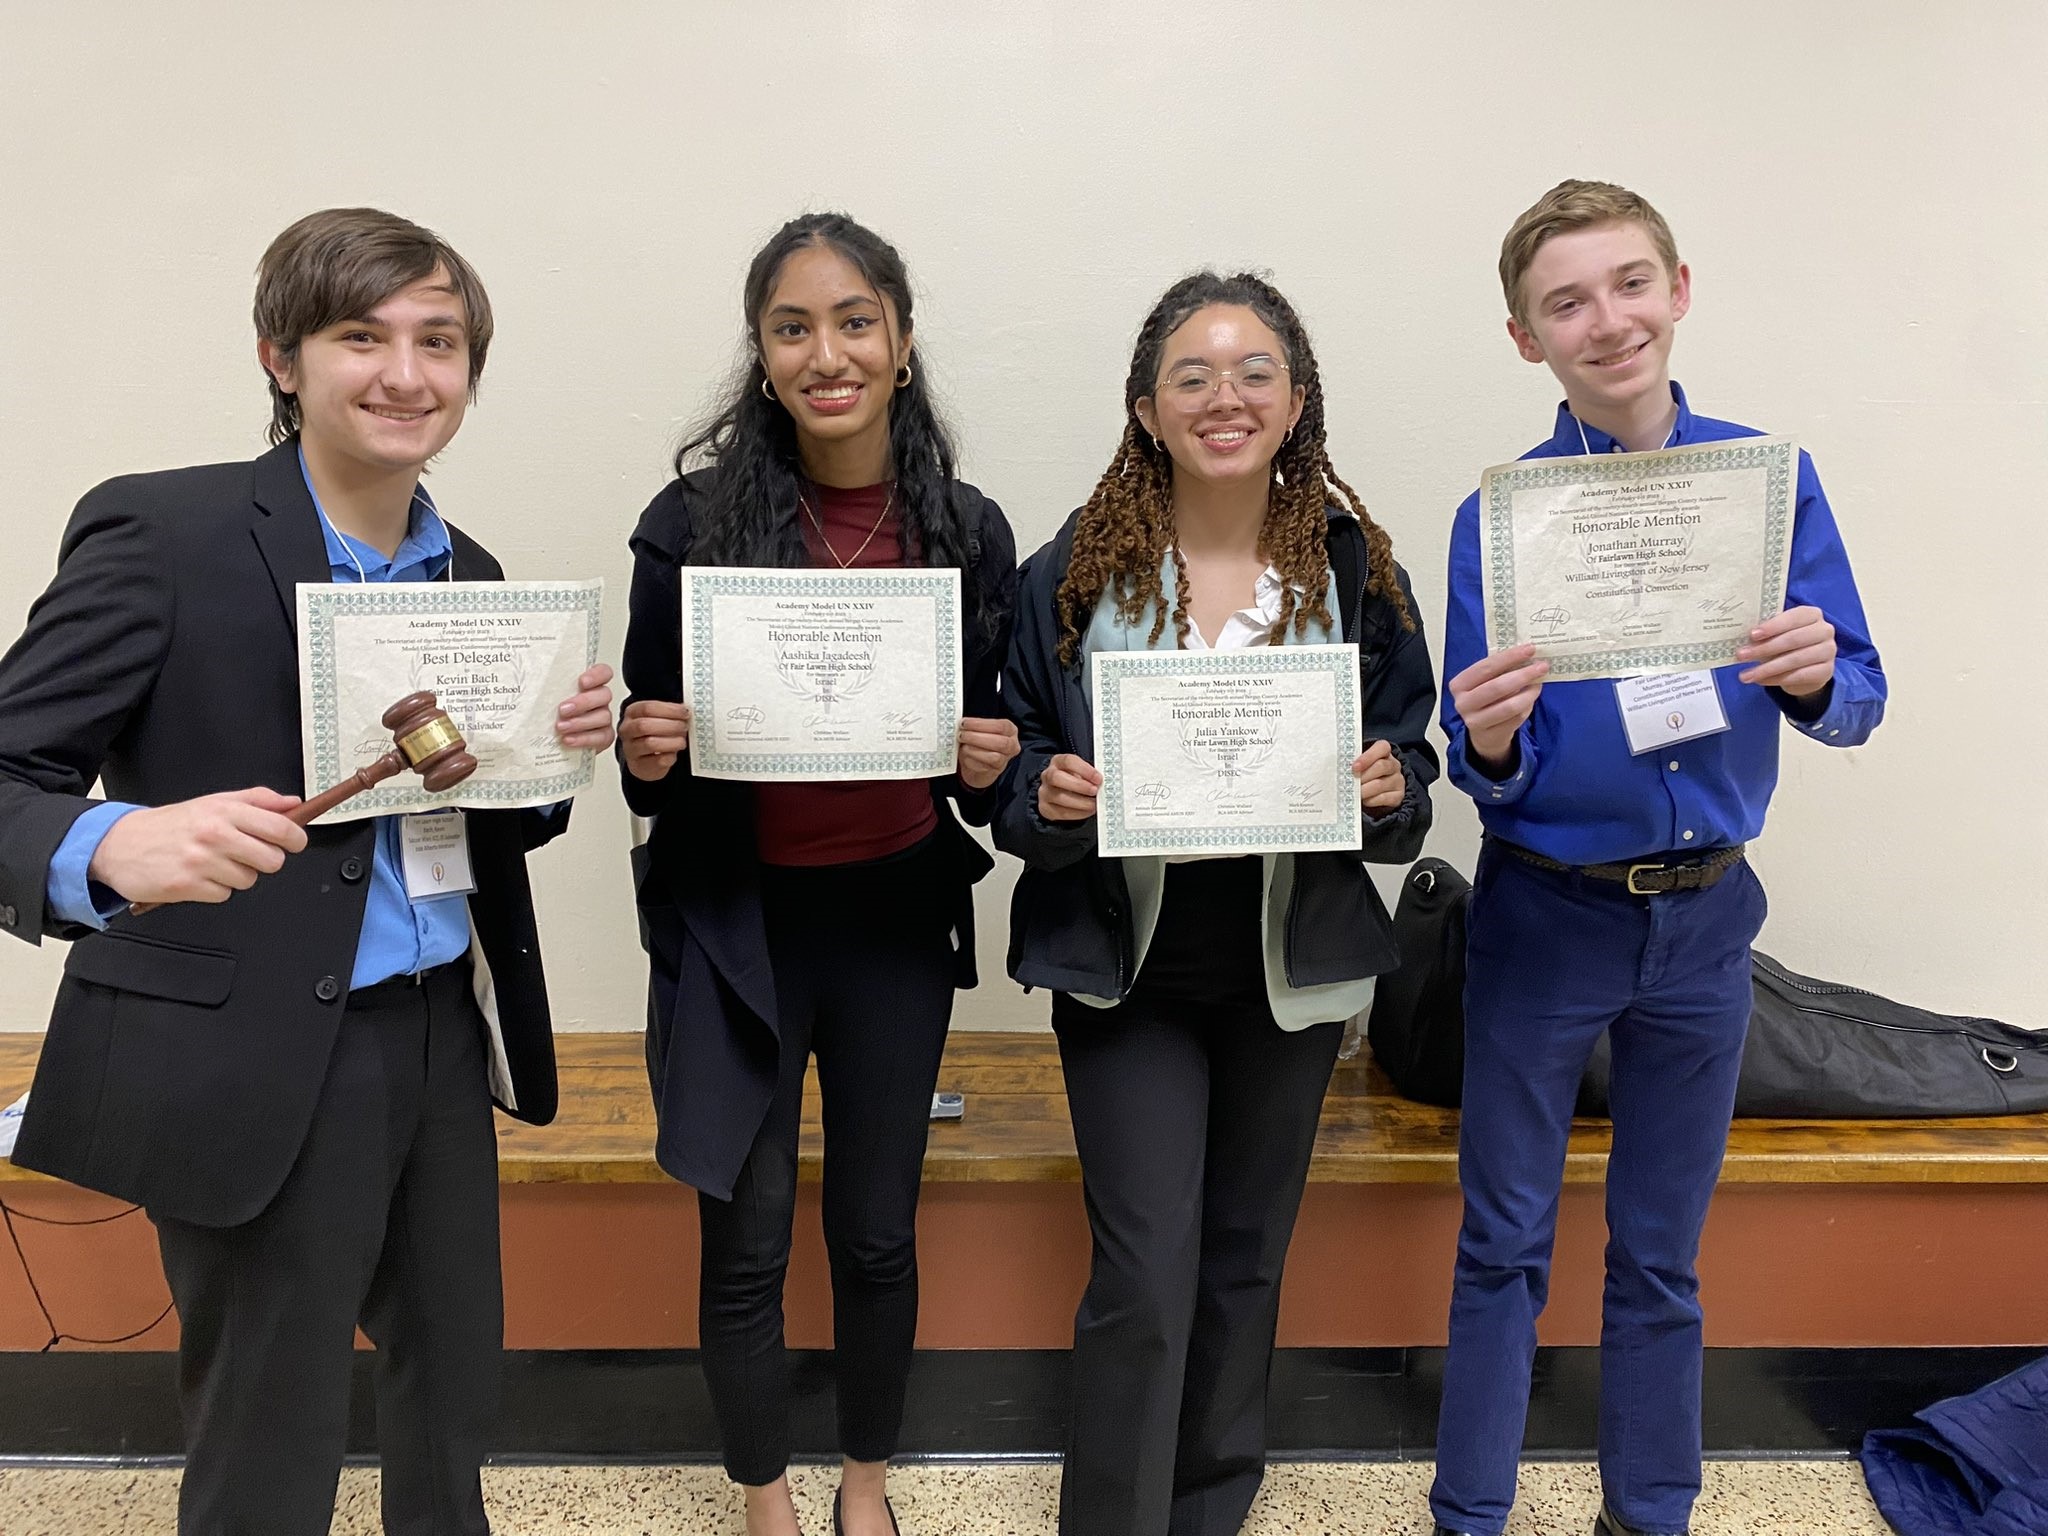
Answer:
[
  {"xmin": 1434, "ymin": 1527, "xmax": 1483, "ymax": 1535},
  {"xmin": 833, "ymin": 1490, "xmax": 902, "ymax": 1536},
  {"xmin": 1595, "ymin": 1501, "xmax": 1687, "ymax": 1536}
]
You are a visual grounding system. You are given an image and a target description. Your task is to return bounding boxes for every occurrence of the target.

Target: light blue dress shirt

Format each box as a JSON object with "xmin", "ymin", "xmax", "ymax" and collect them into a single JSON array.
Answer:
[{"xmin": 45, "ymin": 452, "xmax": 473, "ymax": 989}]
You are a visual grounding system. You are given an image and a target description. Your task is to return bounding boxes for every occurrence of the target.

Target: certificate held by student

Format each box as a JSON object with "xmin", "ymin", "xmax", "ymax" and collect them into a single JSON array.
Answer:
[
  {"xmin": 679, "ymin": 564, "xmax": 961, "ymax": 780},
  {"xmin": 1479, "ymin": 434, "xmax": 1795, "ymax": 680},
  {"xmin": 1091, "ymin": 644, "xmax": 1362, "ymax": 857},
  {"xmin": 296, "ymin": 577, "xmax": 605, "ymax": 819}
]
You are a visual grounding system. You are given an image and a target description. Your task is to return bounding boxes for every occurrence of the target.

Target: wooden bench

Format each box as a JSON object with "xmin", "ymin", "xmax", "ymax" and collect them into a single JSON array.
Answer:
[
  {"xmin": 7, "ymin": 1029, "xmax": 2048, "ymax": 1187},
  {"xmin": 5, "ymin": 1031, "xmax": 2047, "ymax": 1353}
]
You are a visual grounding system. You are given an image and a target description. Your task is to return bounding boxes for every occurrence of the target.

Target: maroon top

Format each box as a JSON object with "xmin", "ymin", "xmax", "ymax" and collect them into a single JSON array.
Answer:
[{"xmin": 754, "ymin": 481, "xmax": 941, "ymax": 868}]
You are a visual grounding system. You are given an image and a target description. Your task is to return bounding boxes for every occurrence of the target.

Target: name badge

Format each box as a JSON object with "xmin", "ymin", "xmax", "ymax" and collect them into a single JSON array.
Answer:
[
  {"xmin": 1614, "ymin": 670, "xmax": 1731, "ymax": 755},
  {"xmin": 401, "ymin": 811, "xmax": 477, "ymax": 901}
]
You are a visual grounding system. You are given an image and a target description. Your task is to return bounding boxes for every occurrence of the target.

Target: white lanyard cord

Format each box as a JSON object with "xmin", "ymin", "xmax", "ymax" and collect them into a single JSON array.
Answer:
[
  {"xmin": 1575, "ymin": 414, "xmax": 1679, "ymax": 456},
  {"xmin": 312, "ymin": 489, "xmax": 448, "ymax": 585}
]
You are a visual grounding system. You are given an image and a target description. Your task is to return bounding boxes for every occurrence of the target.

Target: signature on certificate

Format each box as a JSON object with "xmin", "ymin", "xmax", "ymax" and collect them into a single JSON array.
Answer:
[
  {"xmin": 1135, "ymin": 782, "xmax": 1172, "ymax": 810},
  {"xmin": 1284, "ymin": 782, "xmax": 1326, "ymax": 807},
  {"xmin": 883, "ymin": 710, "xmax": 923, "ymax": 731},
  {"xmin": 1696, "ymin": 596, "xmax": 1746, "ymax": 620},
  {"xmin": 1531, "ymin": 605, "xmax": 1570, "ymax": 637},
  {"xmin": 726, "ymin": 704, "xmax": 766, "ymax": 732}
]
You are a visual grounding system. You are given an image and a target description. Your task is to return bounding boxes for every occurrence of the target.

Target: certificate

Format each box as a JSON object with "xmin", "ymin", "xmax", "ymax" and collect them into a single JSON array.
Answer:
[
  {"xmin": 680, "ymin": 566, "xmax": 960, "ymax": 781},
  {"xmin": 1091, "ymin": 645, "xmax": 1362, "ymax": 859},
  {"xmin": 1479, "ymin": 435, "xmax": 1797, "ymax": 680},
  {"xmin": 296, "ymin": 579, "xmax": 604, "ymax": 822}
]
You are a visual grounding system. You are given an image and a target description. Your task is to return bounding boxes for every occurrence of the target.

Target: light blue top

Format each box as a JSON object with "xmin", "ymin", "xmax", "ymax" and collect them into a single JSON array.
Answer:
[
  {"xmin": 1072, "ymin": 554, "xmax": 1377, "ymax": 1030},
  {"xmin": 45, "ymin": 451, "xmax": 472, "ymax": 989}
]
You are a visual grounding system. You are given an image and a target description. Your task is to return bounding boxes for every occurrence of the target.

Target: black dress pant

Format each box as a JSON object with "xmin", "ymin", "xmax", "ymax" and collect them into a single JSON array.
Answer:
[
  {"xmin": 1053, "ymin": 858, "xmax": 1344, "ymax": 1536},
  {"xmin": 153, "ymin": 961, "xmax": 503, "ymax": 1536},
  {"xmin": 697, "ymin": 836, "xmax": 959, "ymax": 1485}
]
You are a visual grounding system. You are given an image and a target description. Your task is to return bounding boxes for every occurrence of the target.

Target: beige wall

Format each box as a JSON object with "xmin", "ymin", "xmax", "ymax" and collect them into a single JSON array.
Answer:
[{"xmin": 2, "ymin": 2, "xmax": 2042, "ymax": 1034}]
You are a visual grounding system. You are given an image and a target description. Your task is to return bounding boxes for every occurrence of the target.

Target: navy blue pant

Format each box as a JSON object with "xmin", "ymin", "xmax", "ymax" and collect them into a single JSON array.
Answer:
[{"xmin": 1430, "ymin": 842, "xmax": 1767, "ymax": 1536}]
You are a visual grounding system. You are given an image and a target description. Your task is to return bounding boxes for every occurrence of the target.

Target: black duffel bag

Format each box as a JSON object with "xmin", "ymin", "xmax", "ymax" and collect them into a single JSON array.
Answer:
[
  {"xmin": 1580, "ymin": 950, "xmax": 2048, "ymax": 1117},
  {"xmin": 1367, "ymin": 857, "xmax": 2048, "ymax": 1117}
]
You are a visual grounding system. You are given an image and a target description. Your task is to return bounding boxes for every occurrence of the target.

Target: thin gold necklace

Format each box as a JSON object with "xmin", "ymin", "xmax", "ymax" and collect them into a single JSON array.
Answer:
[{"xmin": 800, "ymin": 484, "xmax": 896, "ymax": 569}]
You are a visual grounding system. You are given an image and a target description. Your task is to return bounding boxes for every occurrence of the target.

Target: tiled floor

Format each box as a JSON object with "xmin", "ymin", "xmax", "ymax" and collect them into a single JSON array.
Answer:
[{"xmin": 0, "ymin": 1457, "xmax": 1888, "ymax": 1534}]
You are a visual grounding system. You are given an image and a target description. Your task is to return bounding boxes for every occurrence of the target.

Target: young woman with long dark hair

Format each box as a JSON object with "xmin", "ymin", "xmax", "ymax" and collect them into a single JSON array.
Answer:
[
  {"xmin": 617, "ymin": 213, "xmax": 1018, "ymax": 1536},
  {"xmin": 996, "ymin": 271, "xmax": 1439, "ymax": 1536}
]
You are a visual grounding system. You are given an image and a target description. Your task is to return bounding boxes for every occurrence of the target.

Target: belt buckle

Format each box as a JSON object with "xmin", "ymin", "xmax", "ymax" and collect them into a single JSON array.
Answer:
[{"xmin": 1625, "ymin": 862, "xmax": 1663, "ymax": 896}]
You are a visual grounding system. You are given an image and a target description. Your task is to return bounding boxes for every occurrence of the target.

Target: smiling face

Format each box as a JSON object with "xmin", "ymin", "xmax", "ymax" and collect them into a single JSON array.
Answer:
[
  {"xmin": 1508, "ymin": 220, "xmax": 1691, "ymax": 422},
  {"xmin": 259, "ymin": 267, "xmax": 471, "ymax": 475},
  {"xmin": 1135, "ymin": 304, "xmax": 1305, "ymax": 491},
  {"xmin": 757, "ymin": 242, "xmax": 911, "ymax": 466}
]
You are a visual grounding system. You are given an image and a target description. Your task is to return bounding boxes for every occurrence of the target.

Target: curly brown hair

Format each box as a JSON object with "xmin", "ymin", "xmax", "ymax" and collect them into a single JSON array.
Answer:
[{"xmin": 1055, "ymin": 271, "xmax": 1411, "ymax": 667}]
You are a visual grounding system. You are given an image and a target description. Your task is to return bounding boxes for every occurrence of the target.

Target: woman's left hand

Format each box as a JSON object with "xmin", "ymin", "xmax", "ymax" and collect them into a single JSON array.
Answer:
[
  {"xmin": 957, "ymin": 717, "xmax": 1021, "ymax": 790},
  {"xmin": 1352, "ymin": 739, "xmax": 1405, "ymax": 814}
]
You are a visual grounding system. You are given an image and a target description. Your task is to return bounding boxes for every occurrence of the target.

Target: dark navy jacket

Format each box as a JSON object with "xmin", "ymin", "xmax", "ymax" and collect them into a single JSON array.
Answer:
[
  {"xmin": 619, "ymin": 468, "xmax": 1017, "ymax": 1200},
  {"xmin": 995, "ymin": 508, "xmax": 1439, "ymax": 1001}
]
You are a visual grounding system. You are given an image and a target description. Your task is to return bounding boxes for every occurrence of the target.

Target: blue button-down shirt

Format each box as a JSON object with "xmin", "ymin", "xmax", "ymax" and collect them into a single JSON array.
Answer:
[
  {"xmin": 1440, "ymin": 383, "xmax": 1886, "ymax": 865},
  {"xmin": 45, "ymin": 454, "xmax": 473, "ymax": 988}
]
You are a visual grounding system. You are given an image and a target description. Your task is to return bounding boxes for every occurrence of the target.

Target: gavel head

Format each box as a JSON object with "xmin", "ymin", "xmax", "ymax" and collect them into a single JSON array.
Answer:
[{"xmin": 381, "ymin": 692, "xmax": 479, "ymax": 793}]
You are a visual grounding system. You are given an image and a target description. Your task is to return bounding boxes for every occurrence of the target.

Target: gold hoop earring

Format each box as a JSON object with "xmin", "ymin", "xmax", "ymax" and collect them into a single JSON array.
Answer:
[
  {"xmin": 760, "ymin": 377, "xmax": 777, "ymax": 402},
  {"xmin": 1283, "ymin": 425, "xmax": 1295, "ymax": 444},
  {"xmin": 894, "ymin": 363, "xmax": 913, "ymax": 388}
]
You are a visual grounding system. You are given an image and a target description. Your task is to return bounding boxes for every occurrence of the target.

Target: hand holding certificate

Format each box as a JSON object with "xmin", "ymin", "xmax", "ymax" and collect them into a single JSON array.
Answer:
[
  {"xmin": 679, "ymin": 567, "xmax": 961, "ymax": 781},
  {"xmin": 1479, "ymin": 436, "xmax": 1796, "ymax": 680},
  {"xmin": 1091, "ymin": 645, "xmax": 1363, "ymax": 858},
  {"xmin": 296, "ymin": 579, "xmax": 605, "ymax": 821}
]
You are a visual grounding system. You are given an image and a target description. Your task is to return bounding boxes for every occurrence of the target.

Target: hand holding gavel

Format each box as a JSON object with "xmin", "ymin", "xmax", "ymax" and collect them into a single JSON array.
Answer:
[{"xmin": 109, "ymin": 693, "xmax": 476, "ymax": 913}]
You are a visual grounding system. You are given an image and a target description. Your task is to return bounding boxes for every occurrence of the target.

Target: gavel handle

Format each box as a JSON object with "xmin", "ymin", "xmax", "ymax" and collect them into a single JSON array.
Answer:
[{"xmin": 289, "ymin": 750, "xmax": 407, "ymax": 826}]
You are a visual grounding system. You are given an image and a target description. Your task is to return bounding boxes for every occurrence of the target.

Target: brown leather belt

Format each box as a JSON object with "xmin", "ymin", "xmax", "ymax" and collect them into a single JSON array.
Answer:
[{"xmin": 1496, "ymin": 839, "xmax": 1746, "ymax": 896}]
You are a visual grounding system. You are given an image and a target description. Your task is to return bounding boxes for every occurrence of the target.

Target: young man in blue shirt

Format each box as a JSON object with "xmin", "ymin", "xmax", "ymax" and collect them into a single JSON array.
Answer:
[
  {"xmin": 0, "ymin": 208, "xmax": 614, "ymax": 1534},
  {"xmin": 1429, "ymin": 180, "xmax": 1885, "ymax": 1536}
]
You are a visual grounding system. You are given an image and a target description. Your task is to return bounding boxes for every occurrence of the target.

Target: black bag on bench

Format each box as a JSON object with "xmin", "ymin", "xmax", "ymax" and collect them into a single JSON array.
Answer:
[
  {"xmin": 1367, "ymin": 858, "xmax": 2048, "ymax": 1118},
  {"xmin": 1365, "ymin": 857, "xmax": 1472, "ymax": 1108},
  {"xmin": 1581, "ymin": 951, "xmax": 2048, "ymax": 1118}
]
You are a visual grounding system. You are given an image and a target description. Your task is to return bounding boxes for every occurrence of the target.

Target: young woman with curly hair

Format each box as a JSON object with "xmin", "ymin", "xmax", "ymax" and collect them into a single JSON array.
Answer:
[
  {"xmin": 995, "ymin": 271, "xmax": 1440, "ymax": 1536},
  {"xmin": 617, "ymin": 212, "xmax": 1019, "ymax": 1536}
]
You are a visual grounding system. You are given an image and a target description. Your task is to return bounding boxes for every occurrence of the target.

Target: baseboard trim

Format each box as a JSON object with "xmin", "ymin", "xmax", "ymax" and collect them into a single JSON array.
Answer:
[{"xmin": 0, "ymin": 1345, "xmax": 2036, "ymax": 1461}]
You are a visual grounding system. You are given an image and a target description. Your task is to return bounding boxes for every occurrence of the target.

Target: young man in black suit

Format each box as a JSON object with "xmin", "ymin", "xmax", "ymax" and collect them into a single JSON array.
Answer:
[{"xmin": 0, "ymin": 207, "xmax": 614, "ymax": 1535}]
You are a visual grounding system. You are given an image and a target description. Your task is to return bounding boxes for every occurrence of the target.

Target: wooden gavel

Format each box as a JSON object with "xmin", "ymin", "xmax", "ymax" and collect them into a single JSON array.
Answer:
[
  {"xmin": 129, "ymin": 693, "xmax": 476, "ymax": 914},
  {"xmin": 291, "ymin": 691, "xmax": 479, "ymax": 824}
]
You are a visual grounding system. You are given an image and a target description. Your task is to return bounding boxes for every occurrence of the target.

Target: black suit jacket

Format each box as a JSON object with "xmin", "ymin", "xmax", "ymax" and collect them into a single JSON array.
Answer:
[{"xmin": 0, "ymin": 439, "xmax": 563, "ymax": 1227}]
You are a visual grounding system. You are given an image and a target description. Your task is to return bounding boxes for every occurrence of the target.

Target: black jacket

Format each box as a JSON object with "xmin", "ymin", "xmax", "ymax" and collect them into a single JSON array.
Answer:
[
  {"xmin": 995, "ymin": 508, "xmax": 1439, "ymax": 1000},
  {"xmin": 0, "ymin": 440, "xmax": 565, "ymax": 1227},
  {"xmin": 619, "ymin": 469, "xmax": 1018, "ymax": 1200}
]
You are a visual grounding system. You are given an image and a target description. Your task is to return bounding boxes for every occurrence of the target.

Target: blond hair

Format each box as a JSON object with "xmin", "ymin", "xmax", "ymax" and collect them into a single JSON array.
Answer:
[{"xmin": 1498, "ymin": 180, "xmax": 1681, "ymax": 324}]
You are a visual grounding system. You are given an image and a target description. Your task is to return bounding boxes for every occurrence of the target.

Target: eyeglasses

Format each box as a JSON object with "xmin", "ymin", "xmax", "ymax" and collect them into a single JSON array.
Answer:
[{"xmin": 1158, "ymin": 357, "xmax": 1290, "ymax": 405}]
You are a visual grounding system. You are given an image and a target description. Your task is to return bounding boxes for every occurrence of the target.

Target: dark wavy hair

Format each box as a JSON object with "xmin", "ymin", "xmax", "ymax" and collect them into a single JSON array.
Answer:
[
  {"xmin": 1053, "ymin": 270, "xmax": 1412, "ymax": 666},
  {"xmin": 675, "ymin": 212, "xmax": 992, "ymax": 636}
]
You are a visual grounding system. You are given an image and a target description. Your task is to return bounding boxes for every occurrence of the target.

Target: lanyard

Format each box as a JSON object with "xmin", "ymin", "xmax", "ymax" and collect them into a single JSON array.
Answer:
[
  {"xmin": 1574, "ymin": 414, "xmax": 1678, "ymax": 456},
  {"xmin": 299, "ymin": 445, "xmax": 445, "ymax": 585},
  {"xmin": 309, "ymin": 491, "xmax": 448, "ymax": 586}
]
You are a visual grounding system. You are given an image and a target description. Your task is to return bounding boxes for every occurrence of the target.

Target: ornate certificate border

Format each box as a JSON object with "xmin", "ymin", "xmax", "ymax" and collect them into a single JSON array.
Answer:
[
  {"xmin": 1093, "ymin": 644, "xmax": 1362, "ymax": 858},
  {"xmin": 681, "ymin": 567, "xmax": 962, "ymax": 780},
  {"xmin": 299, "ymin": 579, "xmax": 604, "ymax": 814},
  {"xmin": 1480, "ymin": 435, "xmax": 1796, "ymax": 679}
]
